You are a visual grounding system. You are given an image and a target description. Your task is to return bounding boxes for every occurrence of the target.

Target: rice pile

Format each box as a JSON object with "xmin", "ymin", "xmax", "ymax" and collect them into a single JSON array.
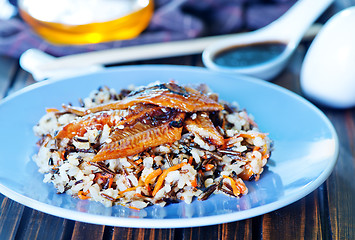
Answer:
[{"xmin": 33, "ymin": 83, "xmax": 272, "ymax": 210}]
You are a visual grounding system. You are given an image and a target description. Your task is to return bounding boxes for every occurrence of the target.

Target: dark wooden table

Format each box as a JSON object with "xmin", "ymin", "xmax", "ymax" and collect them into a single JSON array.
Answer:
[{"xmin": 0, "ymin": 2, "xmax": 354, "ymax": 239}]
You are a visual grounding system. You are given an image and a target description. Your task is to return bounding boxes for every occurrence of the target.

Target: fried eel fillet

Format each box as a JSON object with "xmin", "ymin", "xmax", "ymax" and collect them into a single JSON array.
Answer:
[{"xmin": 63, "ymin": 83, "xmax": 223, "ymax": 116}]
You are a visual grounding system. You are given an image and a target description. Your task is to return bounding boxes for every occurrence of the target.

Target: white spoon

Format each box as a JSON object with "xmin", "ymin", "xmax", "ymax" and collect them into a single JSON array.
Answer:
[
  {"xmin": 202, "ymin": 0, "xmax": 334, "ymax": 81},
  {"xmin": 300, "ymin": 6, "xmax": 355, "ymax": 109},
  {"xmin": 19, "ymin": 25, "xmax": 321, "ymax": 81}
]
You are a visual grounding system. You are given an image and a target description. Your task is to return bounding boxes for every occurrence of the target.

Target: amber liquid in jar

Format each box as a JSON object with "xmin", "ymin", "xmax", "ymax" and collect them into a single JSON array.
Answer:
[{"xmin": 19, "ymin": 0, "xmax": 154, "ymax": 45}]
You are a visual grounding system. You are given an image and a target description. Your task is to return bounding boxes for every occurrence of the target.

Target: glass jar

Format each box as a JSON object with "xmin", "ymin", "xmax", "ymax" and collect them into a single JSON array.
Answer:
[{"xmin": 18, "ymin": 0, "xmax": 154, "ymax": 45}]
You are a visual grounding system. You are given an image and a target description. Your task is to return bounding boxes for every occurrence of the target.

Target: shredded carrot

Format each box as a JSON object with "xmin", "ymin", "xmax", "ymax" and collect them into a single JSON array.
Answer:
[
  {"xmin": 46, "ymin": 108, "xmax": 59, "ymax": 113},
  {"xmin": 188, "ymin": 156, "xmax": 193, "ymax": 165},
  {"xmin": 238, "ymin": 132, "xmax": 266, "ymax": 139},
  {"xmin": 134, "ymin": 193, "xmax": 144, "ymax": 198},
  {"xmin": 128, "ymin": 206, "xmax": 141, "ymax": 211},
  {"xmin": 190, "ymin": 179, "xmax": 197, "ymax": 188},
  {"xmin": 144, "ymin": 168, "xmax": 163, "ymax": 193},
  {"xmin": 235, "ymin": 180, "xmax": 247, "ymax": 194},
  {"xmin": 127, "ymin": 158, "xmax": 144, "ymax": 169},
  {"xmin": 223, "ymin": 136, "xmax": 239, "ymax": 145},
  {"xmin": 261, "ymin": 143, "xmax": 268, "ymax": 155},
  {"xmin": 252, "ymin": 143, "xmax": 269, "ymax": 159},
  {"xmin": 204, "ymin": 163, "xmax": 215, "ymax": 171},
  {"xmin": 152, "ymin": 162, "xmax": 187, "ymax": 196},
  {"xmin": 78, "ymin": 190, "xmax": 90, "ymax": 200},
  {"xmin": 223, "ymin": 176, "xmax": 240, "ymax": 196},
  {"xmin": 262, "ymin": 153, "xmax": 269, "ymax": 160},
  {"xmin": 253, "ymin": 146, "xmax": 260, "ymax": 152},
  {"xmin": 118, "ymin": 186, "xmax": 138, "ymax": 195},
  {"xmin": 223, "ymin": 143, "xmax": 234, "ymax": 149},
  {"xmin": 61, "ymin": 151, "xmax": 66, "ymax": 161},
  {"xmin": 135, "ymin": 159, "xmax": 143, "ymax": 165},
  {"xmin": 108, "ymin": 177, "xmax": 114, "ymax": 189}
]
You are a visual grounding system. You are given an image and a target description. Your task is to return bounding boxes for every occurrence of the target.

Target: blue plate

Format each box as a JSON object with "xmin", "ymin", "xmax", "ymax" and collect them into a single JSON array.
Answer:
[{"xmin": 0, "ymin": 65, "xmax": 338, "ymax": 228}]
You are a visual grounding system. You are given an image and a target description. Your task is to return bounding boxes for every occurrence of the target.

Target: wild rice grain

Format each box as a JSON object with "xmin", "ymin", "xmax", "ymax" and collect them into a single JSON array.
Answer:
[{"xmin": 32, "ymin": 83, "xmax": 272, "ymax": 209}]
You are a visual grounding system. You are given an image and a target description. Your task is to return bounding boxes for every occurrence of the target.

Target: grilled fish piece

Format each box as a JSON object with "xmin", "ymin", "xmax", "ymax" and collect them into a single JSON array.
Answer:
[
  {"xmin": 92, "ymin": 111, "xmax": 186, "ymax": 161},
  {"xmin": 184, "ymin": 112, "xmax": 224, "ymax": 146},
  {"xmin": 56, "ymin": 104, "xmax": 168, "ymax": 139},
  {"xmin": 63, "ymin": 83, "xmax": 223, "ymax": 116}
]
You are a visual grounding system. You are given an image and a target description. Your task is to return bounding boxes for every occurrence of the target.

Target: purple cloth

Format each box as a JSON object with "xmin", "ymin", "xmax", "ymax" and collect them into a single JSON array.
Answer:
[{"xmin": 0, "ymin": 0, "xmax": 296, "ymax": 58}]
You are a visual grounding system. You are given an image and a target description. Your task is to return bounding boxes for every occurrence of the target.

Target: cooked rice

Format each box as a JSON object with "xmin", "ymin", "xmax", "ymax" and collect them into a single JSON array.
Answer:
[{"xmin": 33, "ymin": 83, "xmax": 272, "ymax": 209}]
